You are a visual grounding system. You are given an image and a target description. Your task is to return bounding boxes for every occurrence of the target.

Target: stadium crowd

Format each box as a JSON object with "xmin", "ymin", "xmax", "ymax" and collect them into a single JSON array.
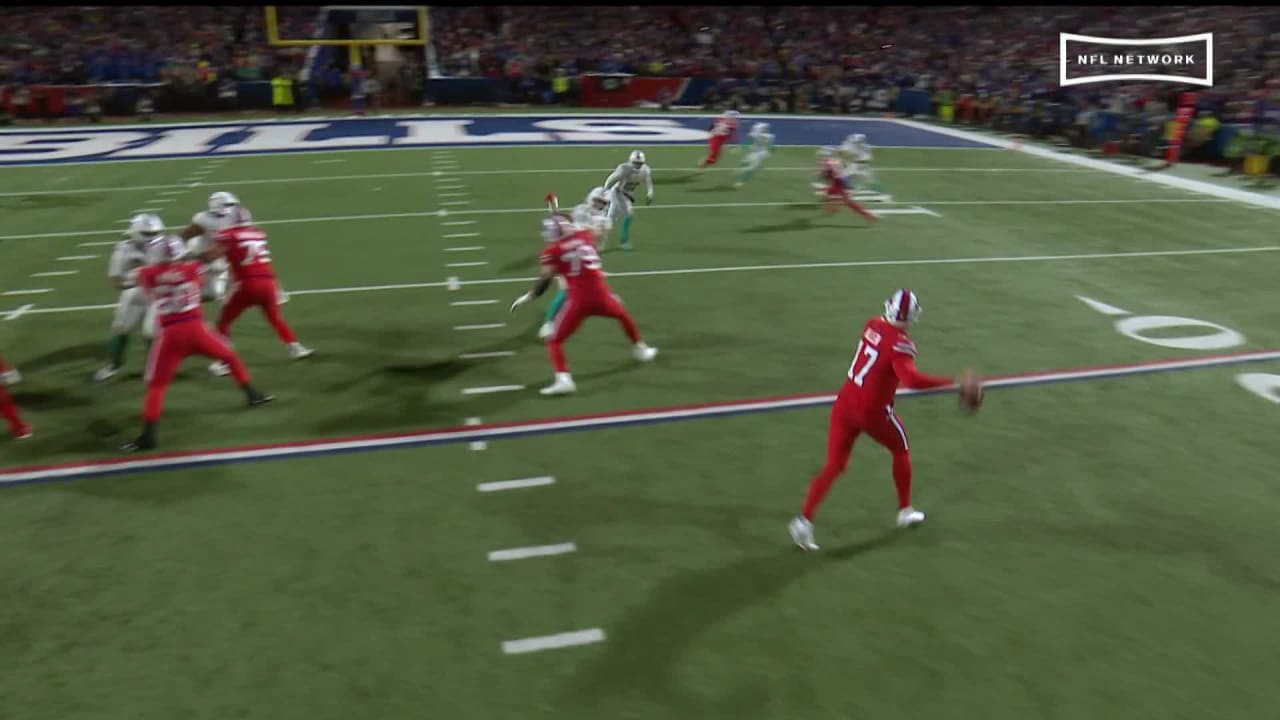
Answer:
[{"xmin": 3, "ymin": 4, "xmax": 1279, "ymax": 161}]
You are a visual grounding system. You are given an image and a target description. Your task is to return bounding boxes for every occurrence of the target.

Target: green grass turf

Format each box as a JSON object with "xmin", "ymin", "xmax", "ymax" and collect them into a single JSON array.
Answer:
[{"xmin": 3, "ymin": 141, "xmax": 1280, "ymax": 719}]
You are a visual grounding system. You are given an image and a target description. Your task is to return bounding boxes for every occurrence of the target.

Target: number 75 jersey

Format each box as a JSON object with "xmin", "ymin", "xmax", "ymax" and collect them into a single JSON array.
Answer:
[
  {"xmin": 540, "ymin": 230, "xmax": 608, "ymax": 294},
  {"xmin": 214, "ymin": 226, "xmax": 277, "ymax": 282}
]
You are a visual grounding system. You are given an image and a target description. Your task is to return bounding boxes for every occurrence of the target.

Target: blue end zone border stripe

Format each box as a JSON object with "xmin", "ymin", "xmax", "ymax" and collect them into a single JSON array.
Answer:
[
  {"xmin": 3, "ymin": 349, "xmax": 1277, "ymax": 488},
  {"xmin": 0, "ymin": 115, "xmax": 995, "ymax": 167}
]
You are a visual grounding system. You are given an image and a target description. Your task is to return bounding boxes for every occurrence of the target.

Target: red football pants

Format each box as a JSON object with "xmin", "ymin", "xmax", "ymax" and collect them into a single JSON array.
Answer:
[
  {"xmin": 217, "ymin": 278, "xmax": 297, "ymax": 344},
  {"xmin": 143, "ymin": 320, "xmax": 251, "ymax": 422},
  {"xmin": 702, "ymin": 136, "xmax": 728, "ymax": 166},
  {"xmin": 801, "ymin": 394, "xmax": 914, "ymax": 520},
  {"xmin": 0, "ymin": 354, "xmax": 25, "ymax": 433},
  {"xmin": 547, "ymin": 289, "xmax": 642, "ymax": 373}
]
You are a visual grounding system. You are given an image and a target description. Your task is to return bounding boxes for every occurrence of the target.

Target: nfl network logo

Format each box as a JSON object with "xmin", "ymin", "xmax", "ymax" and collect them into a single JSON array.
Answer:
[{"xmin": 1059, "ymin": 32, "xmax": 1214, "ymax": 87}]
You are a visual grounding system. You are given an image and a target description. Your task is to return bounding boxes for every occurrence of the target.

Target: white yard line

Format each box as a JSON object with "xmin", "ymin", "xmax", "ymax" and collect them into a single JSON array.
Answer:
[
  {"xmin": 443, "ymin": 220, "xmax": 477, "ymax": 226},
  {"xmin": 466, "ymin": 417, "xmax": 486, "ymax": 451},
  {"xmin": 438, "ymin": 192, "xmax": 469, "ymax": 197},
  {"xmin": 444, "ymin": 233, "xmax": 481, "ymax": 239},
  {"xmin": 56, "ymin": 255, "xmax": 98, "ymax": 261},
  {"xmin": 455, "ymin": 323, "xmax": 505, "ymax": 330},
  {"xmin": 31, "ymin": 270, "xmax": 78, "ymax": 277},
  {"xmin": 446, "ymin": 261, "xmax": 488, "ymax": 268},
  {"xmin": 463, "ymin": 385, "xmax": 525, "ymax": 395},
  {"xmin": 450, "ymin": 299, "xmax": 498, "ymax": 306},
  {"xmin": 487, "ymin": 542, "xmax": 576, "ymax": 562},
  {"xmin": 0, "ymin": 167, "xmax": 1100, "ymax": 198},
  {"xmin": 444, "ymin": 246, "xmax": 484, "ymax": 252},
  {"xmin": 2, "ymin": 304, "xmax": 35, "ymax": 321},
  {"xmin": 2, "ymin": 289, "xmax": 52, "ymax": 296},
  {"xmin": 0, "ymin": 198, "xmax": 1237, "ymax": 241},
  {"xmin": 502, "ymin": 629, "xmax": 605, "ymax": 655},
  {"xmin": 7, "ymin": 245, "xmax": 1277, "ymax": 319},
  {"xmin": 477, "ymin": 475, "xmax": 555, "ymax": 492},
  {"xmin": 459, "ymin": 351, "xmax": 516, "ymax": 360},
  {"xmin": 79, "ymin": 241, "xmax": 118, "ymax": 247}
]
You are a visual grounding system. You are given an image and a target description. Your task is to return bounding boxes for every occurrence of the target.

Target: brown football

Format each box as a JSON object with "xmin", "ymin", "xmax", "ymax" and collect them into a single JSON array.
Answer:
[{"xmin": 958, "ymin": 371, "xmax": 983, "ymax": 413}]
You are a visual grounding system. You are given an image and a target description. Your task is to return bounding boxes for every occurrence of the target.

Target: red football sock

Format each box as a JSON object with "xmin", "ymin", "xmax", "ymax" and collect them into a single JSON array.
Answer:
[
  {"xmin": 0, "ymin": 387, "xmax": 25, "ymax": 432},
  {"xmin": 892, "ymin": 451, "xmax": 913, "ymax": 509},
  {"xmin": 616, "ymin": 314, "xmax": 641, "ymax": 344},
  {"xmin": 547, "ymin": 341, "xmax": 569, "ymax": 373},
  {"xmin": 262, "ymin": 304, "xmax": 299, "ymax": 344},
  {"xmin": 844, "ymin": 196, "xmax": 878, "ymax": 221},
  {"xmin": 142, "ymin": 384, "xmax": 169, "ymax": 423},
  {"xmin": 225, "ymin": 354, "xmax": 251, "ymax": 385},
  {"xmin": 801, "ymin": 466, "xmax": 842, "ymax": 521}
]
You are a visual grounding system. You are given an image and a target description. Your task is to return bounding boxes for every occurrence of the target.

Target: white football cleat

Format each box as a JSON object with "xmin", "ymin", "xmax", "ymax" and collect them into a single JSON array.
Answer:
[
  {"xmin": 277, "ymin": 290, "xmax": 290, "ymax": 305},
  {"xmin": 208, "ymin": 361, "xmax": 231, "ymax": 377},
  {"xmin": 789, "ymin": 515, "xmax": 820, "ymax": 551},
  {"xmin": 538, "ymin": 322, "xmax": 555, "ymax": 340},
  {"xmin": 288, "ymin": 342, "xmax": 314, "ymax": 360},
  {"xmin": 896, "ymin": 507, "xmax": 927, "ymax": 528},
  {"xmin": 632, "ymin": 343, "xmax": 658, "ymax": 362},
  {"xmin": 2, "ymin": 368, "xmax": 22, "ymax": 385},
  {"xmin": 92, "ymin": 365, "xmax": 118, "ymax": 383},
  {"xmin": 733, "ymin": 180, "xmax": 745, "ymax": 189},
  {"xmin": 540, "ymin": 372, "xmax": 576, "ymax": 396}
]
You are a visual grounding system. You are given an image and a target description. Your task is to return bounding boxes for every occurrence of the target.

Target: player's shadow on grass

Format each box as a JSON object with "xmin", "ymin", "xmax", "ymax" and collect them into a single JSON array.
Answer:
[
  {"xmin": 496, "ymin": 255, "xmax": 540, "ymax": 274},
  {"xmin": 0, "ymin": 194, "xmax": 98, "ymax": 210},
  {"xmin": 13, "ymin": 342, "xmax": 104, "ymax": 374},
  {"xmin": 562, "ymin": 531, "xmax": 900, "ymax": 716},
  {"xmin": 657, "ymin": 173, "xmax": 701, "ymax": 186},
  {"xmin": 686, "ymin": 184, "xmax": 734, "ymax": 193},
  {"xmin": 7, "ymin": 387, "xmax": 94, "ymax": 411},
  {"xmin": 61, "ymin": 465, "xmax": 237, "ymax": 506}
]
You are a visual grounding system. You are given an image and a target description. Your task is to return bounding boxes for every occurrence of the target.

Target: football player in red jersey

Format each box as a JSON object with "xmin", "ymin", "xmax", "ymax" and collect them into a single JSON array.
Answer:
[
  {"xmin": 0, "ymin": 353, "xmax": 31, "ymax": 440},
  {"xmin": 509, "ymin": 216, "xmax": 658, "ymax": 395},
  {"xmin": 818, "ymin": 147, "xmax": 877, "ymax": 223},
  {"xmin": 789, "ymin": 289, "xmax": 982, "ymax": 550},
  {"xmin": 698, "ymin": 109, "xmax": 739, "ymax": 169},
  {"xmin": 124, "ymin": 235, "xmax": 274, "ymax": 452},
  {"xmin": 203, "ymin": 207, "xmax": 313, "ymax": 377}
]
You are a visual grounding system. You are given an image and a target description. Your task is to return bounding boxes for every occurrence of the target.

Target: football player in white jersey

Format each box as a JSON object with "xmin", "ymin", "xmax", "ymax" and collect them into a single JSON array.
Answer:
[
  {"xmin": 602, "ymin": 150, "xmax": 654, "ymax": 250},
  {"xmin": 838, "ymin": 133, "xmax": 888, "ymax": 199},
  {"xmin": 734, "ymin": 122, "xmax": 775, "ymax": 188},
  {"xmin": 94, "ymin": 214, "xmax": 164, "ymax": 382},
  {"xmin": 182, "ymin": 192, "xmax": 291, "ymax": 304},
  {"xmin": 538, "ymin": 187, "xmax": 614, "ymax": 339}
]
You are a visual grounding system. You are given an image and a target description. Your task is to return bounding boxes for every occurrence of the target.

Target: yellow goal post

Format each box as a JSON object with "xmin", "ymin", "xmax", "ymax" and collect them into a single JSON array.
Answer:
[{"xmin": 265, "ymin": 6, "xmax": 429, "ymax": 68}]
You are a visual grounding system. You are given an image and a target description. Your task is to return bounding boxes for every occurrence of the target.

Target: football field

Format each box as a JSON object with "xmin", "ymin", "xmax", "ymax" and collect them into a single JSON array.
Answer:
[{"xmin": 3, "ymin": 126, "xmax": 1280, "ymax": 719}]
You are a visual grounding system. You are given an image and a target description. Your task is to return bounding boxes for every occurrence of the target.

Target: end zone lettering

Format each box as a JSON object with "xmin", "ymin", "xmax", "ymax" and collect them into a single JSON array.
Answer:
[{"xmin": 0, "ymin": 118, "xmax": 713, "ymax": 165}]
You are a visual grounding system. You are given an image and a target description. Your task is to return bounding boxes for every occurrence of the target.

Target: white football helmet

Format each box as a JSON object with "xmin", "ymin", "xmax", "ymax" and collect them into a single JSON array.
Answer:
[
  {"xmin": 226, "ymin": 205, "xmax": 254, "ymax": 228},
  {"xmin": 725, "ymin": 109, "xmax": 740, "ymax": 118},
  {"xmin": 146, "ymin": 235, "xmax": 187, "ymax": 265},
  {"xmin": 587, "ymin": 186, "xmax": 610, "ymax": 211},
  {"xmin": 208, "ymin": 191, "xmax": 240, "ymax": 218},
  {"xmin": 817, "ymin": 146, "xmax": 834, "ymax": 159},
  {"xmin": 849, "ymin": 133, "xmax": 867, "ymax": 145},
  {"xmin": 127, "ymin": 213, "xmax": 166, "ymax": 246},
  {"xmin": 629, "ymin": 150, "xmax": 646, "ymax": 167},
  {"xmin": 751, "ymin": 122, "xmax": 770, "ymax": 136},
  {"xmin": 884, "ymin": 288, "xmax": 922, "ymax": 326},
  {"xmin": 541, "ymin": 216, "xmax": 574, "ymax": 244}
]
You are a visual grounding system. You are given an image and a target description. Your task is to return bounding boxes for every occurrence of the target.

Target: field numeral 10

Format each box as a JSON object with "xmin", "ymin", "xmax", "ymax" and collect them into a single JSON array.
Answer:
[{"xmin": 1077, "ymin": 296, "xmax": 1279, "ymax": 404}]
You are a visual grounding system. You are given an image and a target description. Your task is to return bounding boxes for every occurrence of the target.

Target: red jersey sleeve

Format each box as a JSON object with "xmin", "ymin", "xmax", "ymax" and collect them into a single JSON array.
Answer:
[{"xmin": 892, "ymin": 353, "xmax": 952, "ymax": 390}]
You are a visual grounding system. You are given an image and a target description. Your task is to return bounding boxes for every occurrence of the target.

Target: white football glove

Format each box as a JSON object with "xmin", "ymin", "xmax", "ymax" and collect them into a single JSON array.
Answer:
[{"xmin": 509, "ymin": 292, "xmax": 533, "ymax": 313}]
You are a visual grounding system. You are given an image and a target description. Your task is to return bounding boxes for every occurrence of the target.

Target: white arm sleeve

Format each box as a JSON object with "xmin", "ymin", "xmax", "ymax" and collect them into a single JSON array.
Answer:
[
  {"xmin": 107, "ymin": 244, "xmax": 127, "ymax": 280},
  {"xmin": 604, "ymin": 166, "xmax": 623, "ymax": 190},
  {"xmin": 644, "ymin": 166, "xmax": 654, "ymax": 196}
]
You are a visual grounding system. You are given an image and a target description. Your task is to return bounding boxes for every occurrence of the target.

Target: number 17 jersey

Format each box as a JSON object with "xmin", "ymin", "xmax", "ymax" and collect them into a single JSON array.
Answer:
[
  {"xmin": 540, "ymin": 229, "xmax": 608, "ymax": 295},
  {"xmin": 843, "ymin": 316, "xmax": 951, "ymax": 412}
]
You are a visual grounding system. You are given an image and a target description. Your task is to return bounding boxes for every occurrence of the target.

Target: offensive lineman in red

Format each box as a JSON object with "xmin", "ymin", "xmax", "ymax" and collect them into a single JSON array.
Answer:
[
  {"xmin": 204, "ymin": 207, "xmax": 314, "ymax": 377},
  {"xmin": 0, "ymin": 354, "xmax": 31, "ymax": 440},
  {"xmin": 698, "ymin": 109, "xmax": 739, "ymax": 169},
  {"xmin": 789, "ymin": 289, "xmax": 982, "ymax": 550},
  {"xmin": 509, "ymin": 216, "xmax": 658, "ymax": 395},
  {"xmin": 124, "ymin": 236, "xmax": 274, "ymax": 452},
  {"xmin": 818, "ymin": 148, "xmax": 878, "ymax": 223}
]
